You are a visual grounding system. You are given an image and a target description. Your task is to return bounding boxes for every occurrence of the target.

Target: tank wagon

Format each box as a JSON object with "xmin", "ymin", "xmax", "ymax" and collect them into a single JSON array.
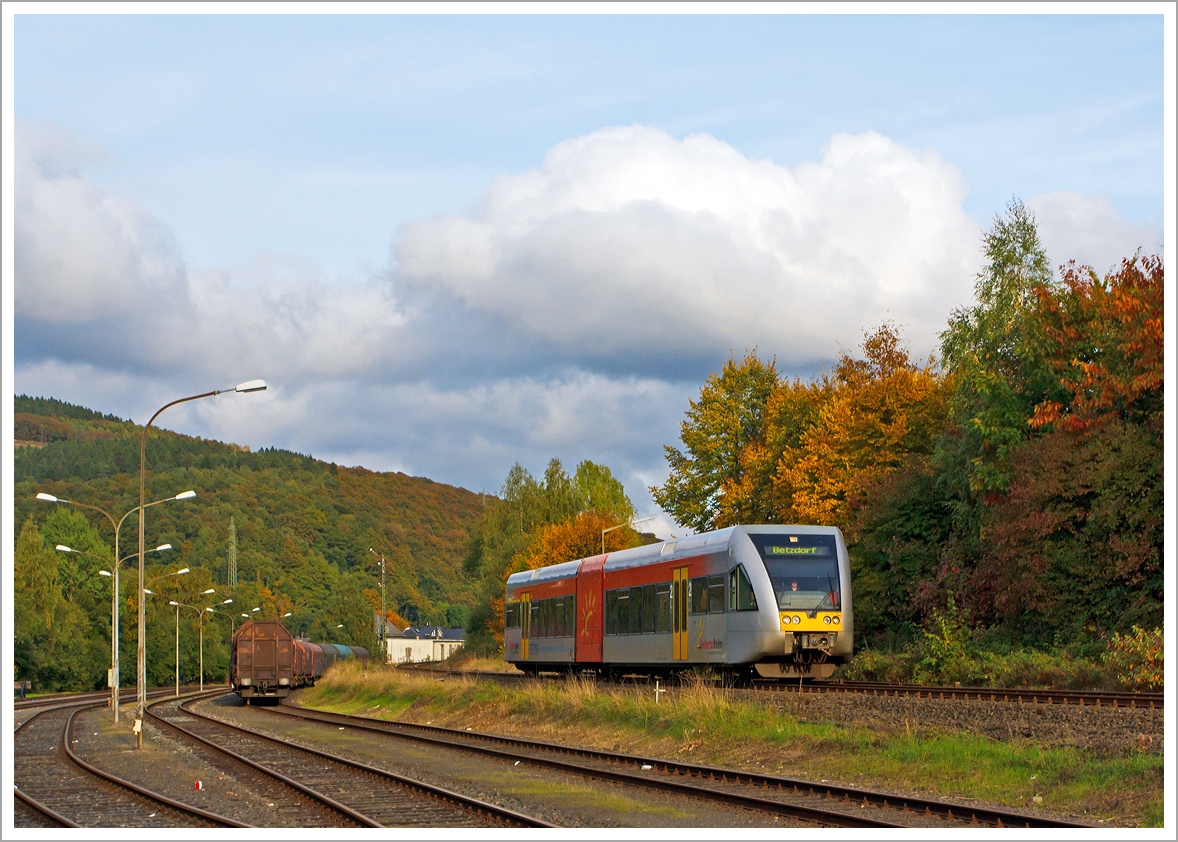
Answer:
[
  {"xmin": 505, "ymin": 524, "xmax": 852, "ymax": 681},
  {"xmin": 230, "ymin": 620, "xmax": 370, "ymax": 702}
]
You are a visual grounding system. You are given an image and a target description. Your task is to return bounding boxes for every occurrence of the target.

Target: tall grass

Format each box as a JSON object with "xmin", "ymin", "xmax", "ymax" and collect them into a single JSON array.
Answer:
[{"xmin": 299, "ymin": 665, "xmax": 1162, "ymax": 826}]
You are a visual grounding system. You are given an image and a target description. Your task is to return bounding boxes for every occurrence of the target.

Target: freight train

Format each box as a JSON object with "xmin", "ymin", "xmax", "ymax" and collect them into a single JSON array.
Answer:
[
  {"xmin": 230, "ymin": 620, "xmax": 370, "ymax": 702},
  {"xmin": 505, "ymin": 524, "xmax": 851, "ymax": 681}
]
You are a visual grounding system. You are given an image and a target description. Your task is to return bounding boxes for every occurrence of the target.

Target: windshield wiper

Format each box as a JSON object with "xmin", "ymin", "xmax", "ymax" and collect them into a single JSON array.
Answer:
[{"xmin": 807, "ymin": 574, "xmax": 838, "ymax": 618}]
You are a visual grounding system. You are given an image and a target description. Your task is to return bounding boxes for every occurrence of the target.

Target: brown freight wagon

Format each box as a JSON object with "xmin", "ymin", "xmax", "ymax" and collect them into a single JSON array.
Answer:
[{"xmin": 231, "ymin": 620, "xmax": 295, "ymax": 702}]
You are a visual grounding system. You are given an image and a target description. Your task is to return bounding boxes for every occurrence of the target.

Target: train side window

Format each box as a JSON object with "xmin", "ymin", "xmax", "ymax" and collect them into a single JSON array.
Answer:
[
  {"xmin": 565, "ymin": 594, "xmax": 576, "ymax": 637},
  {"xmin": 530, "ymin": 602, "xmax": 540, "ymax": 636},
  {"xmin": 629, "ymin": 587, "xmax": 644, "ymax": 634},
  {"xmin": 617, "ymin": 590, "xmax": 630, "ymax": 635},
  {"xmin": 690, "ymin": 577, "xmax": 708, "ymax": 614},
  {"xmin": 707, "ymin": 575, "xmax": 726, "ymax": 613},
  {"xmin": 729, "ymin": 565, "xmax": 758, "ymax": 611},
  {"xmin": 642, "ymin": 584, "xmax": 656, "ymax": 634},
  {"xmin": 606, "ymin": 590, "xmax": 618, "ymax": 635},
  {"xmin": 505, "ymin": 603, "xmax": 515, "ymax": 630},
  {"xmin": 655, "ymin": 583, "xmax": 672, "ymax": 633},
  {"xmin": 557, "ymin": 596, "xmax": 567, "ymax": 637}
]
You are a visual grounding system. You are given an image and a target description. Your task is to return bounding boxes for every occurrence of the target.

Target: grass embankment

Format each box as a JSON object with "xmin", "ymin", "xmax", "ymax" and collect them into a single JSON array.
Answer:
[{"xmin": 299, "ymin": 663, "xmax": 1162, "ymax": 827}]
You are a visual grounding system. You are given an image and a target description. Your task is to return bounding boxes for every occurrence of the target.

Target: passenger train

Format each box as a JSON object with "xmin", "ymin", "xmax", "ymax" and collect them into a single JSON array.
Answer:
[{"xmin": 505, "ymin": 525, "xmax": 852, "ymax": 681}]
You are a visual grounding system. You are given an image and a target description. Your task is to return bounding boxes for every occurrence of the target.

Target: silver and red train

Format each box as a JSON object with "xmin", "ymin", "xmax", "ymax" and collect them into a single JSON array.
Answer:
[
  {"xmin": 230, "ymin": 620, "xmax": 369, "ymax": 702},
  {"xmin": 505, "ymin": 525, "xmax": 852, "ymax": 681}
]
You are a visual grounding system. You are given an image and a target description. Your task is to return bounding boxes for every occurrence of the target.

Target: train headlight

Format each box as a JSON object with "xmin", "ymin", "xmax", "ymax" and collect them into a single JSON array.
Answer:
[
  {"xmin": 792, "ymin": 615, "xmax": 801, "ymax": 624},
  {"xmin": 279, "ymin": 678, "xmax": 290, "ymax": 686},
  {"xmin": 823, "ymin": 616, "xmax": 831, "ymax": 624},
  {"xmin": 240, "ymin": 678, "xmax": 251, "ymax": 686},
  {"xmin": 832, "ymin": 616, "xmax": 840, "ymax": 625}
]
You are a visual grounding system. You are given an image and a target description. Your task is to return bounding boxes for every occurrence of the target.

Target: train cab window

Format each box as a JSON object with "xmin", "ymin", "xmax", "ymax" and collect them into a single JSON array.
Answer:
[
  {"xmin": 617, "ymin": 589, "xmax": 630, "ymax": 635},
  {"xmin": 707, "ymin": 575, "xmax": 726, "ymax": 613},
  {"xmin": 505, "ymin": 603, "xmax": 517, "ymax": 630},
  {"xmin": 728, "ymin": 565, "xmax": 758, "ymax": 611},
  {"xmin": 629, "ymin": 587, "xmax": 644, "ymax": 634},
  {"xmin": 690, "ymin": 577, "xmax": 708, "ymax": 614},
  {"xmin": 606, "ymin": 590, "xmax": 618, "ymax": 635},
  {"xmin": 655, "ymin": 583, "xmax": 672, "ymax": 633}
]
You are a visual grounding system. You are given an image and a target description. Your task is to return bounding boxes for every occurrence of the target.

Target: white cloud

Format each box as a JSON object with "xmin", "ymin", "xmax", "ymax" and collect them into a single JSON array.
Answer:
[
  {"xmin": 16, "ymin": 120, "xmax": 1165, "ymax": 535},
  {"xmin": 1027, "ymin": 191, "xmax": 1162, "ymax": 277},
  {"xmin": 14, "ymin": 121, "xmax": 185, "ymax": 323},
  {"xmin": 395, "ymin": 125, "xmax": 983, "ymax": 364}
]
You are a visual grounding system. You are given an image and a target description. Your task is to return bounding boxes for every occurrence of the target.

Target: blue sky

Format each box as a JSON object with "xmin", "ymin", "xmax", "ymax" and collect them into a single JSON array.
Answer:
[{"xmin": 6, "ymin": 8, "xmax": 1170, "ymax": 535}]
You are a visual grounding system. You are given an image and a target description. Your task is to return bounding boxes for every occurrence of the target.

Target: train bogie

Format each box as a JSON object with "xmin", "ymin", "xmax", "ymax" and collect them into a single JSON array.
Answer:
[{"xmin": 505, "ymin": 525, "xmax": 853, "ymax": 680}]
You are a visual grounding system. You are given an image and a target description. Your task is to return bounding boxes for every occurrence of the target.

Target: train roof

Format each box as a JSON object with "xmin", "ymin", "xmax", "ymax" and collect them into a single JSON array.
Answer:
[{"xmin": 506, "ymin": 558, "xmax": 582, "ymax": 589}]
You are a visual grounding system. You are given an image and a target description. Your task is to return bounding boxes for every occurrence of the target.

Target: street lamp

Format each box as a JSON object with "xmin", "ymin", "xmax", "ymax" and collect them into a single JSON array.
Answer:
[
  {"xmin": 170, "ymin": 589, "xmax": 218, "ymax": 695},
  {"xmin": 601, "ymin": 516, "xmax": 656, "ymax": 554},
  {"xmin": 58, "ymin": 541, "xmax": 172, "ymax": 720},
  {"xmin": 136, "ymin": 380, "xmax": 265, "ymax": 747},
  {"xmin": 38, "ymin": 490, "xmax": 193, "ymax": 722},
  {"xmin": 142, "ymin": 567, "xmax": 189, "ymax": 696},
  {"xmin": 368, "ymin": 548, "xmax": 387, "ymax": 656}
]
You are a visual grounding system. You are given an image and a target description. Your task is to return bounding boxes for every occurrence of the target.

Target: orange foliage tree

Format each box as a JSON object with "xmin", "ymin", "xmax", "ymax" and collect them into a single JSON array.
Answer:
[{"xmin": 772, "ymin": 324, "xmax": 950, "ymax": 534}]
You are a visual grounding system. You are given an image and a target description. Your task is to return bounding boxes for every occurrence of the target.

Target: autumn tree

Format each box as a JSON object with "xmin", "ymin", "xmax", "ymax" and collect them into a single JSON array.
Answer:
[
  {"xmin": 966, "ymin": 254, "xmax": 1164, "ymax": 639},
  {"xmin": 775, "ymin": 324, "xmax": 950, "ymax": 533},
  {"xmin": 651, "ymin": 351, "xmax": 780, "ymax": 532}
]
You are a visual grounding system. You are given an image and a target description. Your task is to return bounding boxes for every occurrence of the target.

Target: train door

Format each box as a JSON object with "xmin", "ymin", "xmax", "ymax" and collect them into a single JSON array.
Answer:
[
  {"xmin": 672, "ymin": 567, "xmax": 689, "ymax": 660},
  {"xmin": 520, "ymin": 592, "xmax": 531, "ymax": 660}
]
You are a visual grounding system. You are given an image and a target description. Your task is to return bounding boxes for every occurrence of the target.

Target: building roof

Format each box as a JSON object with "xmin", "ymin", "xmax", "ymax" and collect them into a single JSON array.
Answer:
[{"xmin": 397, "ymin": 626, "xmax": 466, "ymax": 640}]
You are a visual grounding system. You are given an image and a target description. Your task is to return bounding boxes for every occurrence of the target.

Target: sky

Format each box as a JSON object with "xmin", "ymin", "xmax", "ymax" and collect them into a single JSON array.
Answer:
[{"xmin": 4, "ymin": 6, "xmax": 1171, "ymax": 540}]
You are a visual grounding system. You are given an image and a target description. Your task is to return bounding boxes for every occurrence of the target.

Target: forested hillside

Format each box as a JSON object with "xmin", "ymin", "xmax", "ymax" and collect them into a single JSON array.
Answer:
[{"xmin": 13, "ymin": 400, "xmax": 487, "ymax": 691}]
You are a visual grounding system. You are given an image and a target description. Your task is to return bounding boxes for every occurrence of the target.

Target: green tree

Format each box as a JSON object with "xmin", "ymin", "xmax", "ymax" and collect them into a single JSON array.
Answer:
[{"xmin": 939, "ymin": 198, "xmax": 1054, "ymax": 496}]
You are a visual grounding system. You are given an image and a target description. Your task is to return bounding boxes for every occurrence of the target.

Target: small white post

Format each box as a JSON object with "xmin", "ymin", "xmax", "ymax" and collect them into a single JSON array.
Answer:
[{"xmin": 655, "ymin": 679, "xmax": 666, "ymax": 704}]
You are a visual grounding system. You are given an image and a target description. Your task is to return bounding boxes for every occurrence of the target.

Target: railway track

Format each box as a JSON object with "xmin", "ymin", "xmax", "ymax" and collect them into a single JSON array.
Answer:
[
  {"xmin": 147, "ymin": 693, "xmax": 551, "ymax": 828},
  {"xmin": 402, "ymin": 664, "xmax": 1164, "ymax": 709},
  {"xmin": 259, "ymin": 701, "xmax": 1091, "ymax": 829},
  {"xmin": 12, "ymin": 697, "xmax": 247, "ymax": 828}
]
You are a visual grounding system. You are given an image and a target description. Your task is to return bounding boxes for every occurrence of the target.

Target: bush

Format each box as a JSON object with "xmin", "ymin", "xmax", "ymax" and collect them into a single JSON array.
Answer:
[{"xmin": 1103, "ymin": 626, "xmax": 1163, "ymax": 691}]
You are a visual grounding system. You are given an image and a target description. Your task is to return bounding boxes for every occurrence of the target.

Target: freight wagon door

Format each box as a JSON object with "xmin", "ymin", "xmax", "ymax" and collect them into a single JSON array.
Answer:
[
  {"xmin": 575, "ymin": 555, "xmax": 605, "ymax": 663},
  {"xmin": 672, "ymin": 566, "xmax": 689, "ymax": 661},
  {"xmin": 277, "ymin": 634, "xmax": 292, "ymax": 682},
  {"xmin": 256, "ymin": 625, "xmax": 277, "ymax": 680}
]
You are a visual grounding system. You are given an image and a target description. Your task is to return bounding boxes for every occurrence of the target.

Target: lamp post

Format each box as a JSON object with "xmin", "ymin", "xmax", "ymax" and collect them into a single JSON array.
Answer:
[
  {"xmin": 37, "ymin": 491, "xmax": 194, "ymax": 722},
  {"xmin": 142, "ymin": 567, "xmax": 190, "ymax": 698},
  {"xmin": 170, "ymin": 589, "xmax": 218, "ymax": 695},
  {"xmin": 135, "ymin": 379, "xmax": 266, "ymax": 747},
  {"xmin": 368, "ymin": 548, "xmax": 387, "ymax": 656},
  {"xmin": 61, "ymin": 542, "xmax": 171, "ymax": 719},
  {"xmin": 202, "ymin": 601, "xmax": 235, "ymax": 688},
  {"xmin": 601, "ymin": 516, "xmax": 656, "ymax": 554}
]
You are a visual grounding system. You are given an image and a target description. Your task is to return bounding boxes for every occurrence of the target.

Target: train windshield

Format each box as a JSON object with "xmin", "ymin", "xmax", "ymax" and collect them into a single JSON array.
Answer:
[{"xmin": 747, "ymin": 533, "xmax": 840, "ymax": 611}]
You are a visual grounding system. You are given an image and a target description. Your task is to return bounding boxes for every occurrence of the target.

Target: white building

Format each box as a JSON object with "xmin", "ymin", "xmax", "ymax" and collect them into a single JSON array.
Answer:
[{"xmin": 385, "ymin": 626, "xmax": 465, "ymax": 664}]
